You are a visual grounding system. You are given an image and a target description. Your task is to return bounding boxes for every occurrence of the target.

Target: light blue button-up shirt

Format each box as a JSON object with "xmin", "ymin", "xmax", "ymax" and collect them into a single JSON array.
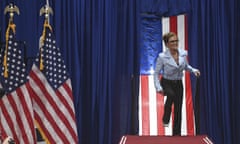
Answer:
[{"xmin": 154, "ymin": 48, "xmax": 198, "ymax": 92}]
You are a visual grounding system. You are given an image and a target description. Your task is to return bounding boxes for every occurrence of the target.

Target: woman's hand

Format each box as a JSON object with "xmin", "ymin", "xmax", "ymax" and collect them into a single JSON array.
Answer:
[{"xmin": 194, "ymin": 70, "xmax": 201, "ymax": 77}]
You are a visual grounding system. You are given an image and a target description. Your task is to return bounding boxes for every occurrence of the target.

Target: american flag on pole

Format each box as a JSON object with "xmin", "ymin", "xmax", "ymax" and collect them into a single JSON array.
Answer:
[
  {"xmin": 28, "ymin": 23, "xmax": 79, "ymax": 143},
  {"xmin": 0, "ymin": 24, "xmax": 36, "ymax": 143},
  {"xmin": 139, "ymin": 15, "xmax": 195, "ymax": 136}
]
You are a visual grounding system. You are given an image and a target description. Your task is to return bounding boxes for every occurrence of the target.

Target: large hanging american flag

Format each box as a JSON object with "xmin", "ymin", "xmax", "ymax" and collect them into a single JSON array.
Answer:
[
  {"xmin": 139, "ymin": 15, "xmax": 195, "ymax": 136},
  {"xmin": 0, "ymin": 24, "xmax": 36, "ymax": 143},
  {"xmin": 28, "ymin": 23, "xmax": 79, "ymax": 143}
]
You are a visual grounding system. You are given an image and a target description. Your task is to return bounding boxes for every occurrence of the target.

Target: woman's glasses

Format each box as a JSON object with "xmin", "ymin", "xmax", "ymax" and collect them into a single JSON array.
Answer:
[{"xmin": 168, "ymin": 40, "xmax": 179, "ymax": 43}]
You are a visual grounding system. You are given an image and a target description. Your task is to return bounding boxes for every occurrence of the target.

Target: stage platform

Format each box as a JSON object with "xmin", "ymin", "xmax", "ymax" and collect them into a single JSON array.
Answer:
[{"xmin": 119, "ymin": 135, "xmax": 213, "ymax": 144}]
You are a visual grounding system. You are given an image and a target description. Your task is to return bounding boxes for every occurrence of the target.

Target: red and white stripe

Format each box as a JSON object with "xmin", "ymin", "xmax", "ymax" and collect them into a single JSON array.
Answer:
[
  {"xmin": 139, "ymin": 15, "xmax": 195, "ymax": 136},
  {"xmin": 28, "ymin": 64, "xmax": 78, "ymax": 143},
  {"xmin": 0, "ymin": 84, "xmax": 36, "ymax": 144}
]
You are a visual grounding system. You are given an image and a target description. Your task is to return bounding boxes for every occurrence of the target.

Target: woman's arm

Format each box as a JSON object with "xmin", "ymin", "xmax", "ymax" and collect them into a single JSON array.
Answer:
[{"xmin": 154, "ymin": 54, "xmax": 164, "ymax": 92}]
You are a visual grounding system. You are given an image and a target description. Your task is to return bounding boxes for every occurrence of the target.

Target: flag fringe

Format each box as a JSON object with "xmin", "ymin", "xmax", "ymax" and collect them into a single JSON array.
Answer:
[
  {"xmin": 4, "ymin": 22, "xmax": 16, "ymax": 78},
  {"xmin": 39, "ymin": 20, "xmax": 52, "ymax": 71}
]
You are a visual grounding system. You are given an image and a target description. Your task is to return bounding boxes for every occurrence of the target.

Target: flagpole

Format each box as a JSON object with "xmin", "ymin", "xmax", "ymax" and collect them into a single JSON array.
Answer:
[
  {"xmin": 39, "ymin": 3, "xmax": 53, "ymax": 70},
  {"xmin": 46, "ymin": 0, "xmax": 50, "ymax": 23},
  {"xmin": 1, "ymin": 4, "xmax": 20, "ymax": 143}
]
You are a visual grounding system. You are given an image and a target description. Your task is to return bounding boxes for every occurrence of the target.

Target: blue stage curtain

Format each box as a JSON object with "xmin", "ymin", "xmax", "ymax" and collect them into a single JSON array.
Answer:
[
  {"xmin": 188, "ymin": 0, "xmax": 240, "ymax": 144},
  {"xmin": 140, "ymin": 0, "xmax": 191, "ymax": 16},
  {"xmin": 50, "ymin": 1, "xmax": 140, "ymax": 144}
]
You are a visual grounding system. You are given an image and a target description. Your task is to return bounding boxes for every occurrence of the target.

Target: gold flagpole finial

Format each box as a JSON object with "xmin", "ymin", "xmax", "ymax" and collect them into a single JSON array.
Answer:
[
  {"xmin": 4, "ymin": 3, "xmax": 20, "ymax": 23},
  {"xmin": 40, "ymin": 5, "xmax": 53, "ymax": 23}
]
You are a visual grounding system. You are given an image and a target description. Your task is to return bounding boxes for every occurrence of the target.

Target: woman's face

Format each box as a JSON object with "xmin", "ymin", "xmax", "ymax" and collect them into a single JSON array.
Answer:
[{"xmin": 166, "ymin": 35, "xmax": 179, "ymax": 51}]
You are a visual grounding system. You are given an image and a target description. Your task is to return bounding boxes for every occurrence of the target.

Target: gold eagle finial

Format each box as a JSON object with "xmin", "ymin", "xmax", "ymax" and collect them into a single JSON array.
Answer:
[
  {"xmin": 40, "ymin": 5, "xmax": 53, "ymax": 21},
  {"xmin": 4, "ymin": 3, "xmax": 20, "ymax": 22}
]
